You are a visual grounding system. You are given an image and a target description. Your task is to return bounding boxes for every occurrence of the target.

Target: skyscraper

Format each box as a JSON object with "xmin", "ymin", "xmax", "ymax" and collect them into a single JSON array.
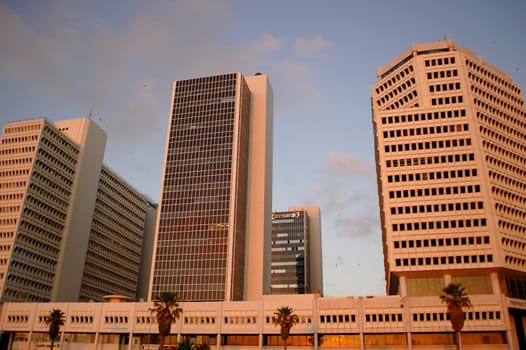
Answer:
[
  {"xmin": 371, "ymin": 39, "xmax": 526, "ymax": 308},
  {"xmin": 0, "ymin": 118, "xmax": 152, "ymax": 302},
  {"xmin": 271, "ymin": 206, "xmax": 323, "ymax": 295},
  {"xmin": 149, "ymin": 72, "xmax": 273, "ymax": 302}
]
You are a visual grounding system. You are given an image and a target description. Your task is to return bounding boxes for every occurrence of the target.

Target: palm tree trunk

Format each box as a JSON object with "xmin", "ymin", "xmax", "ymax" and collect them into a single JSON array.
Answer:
[
  {"xmin": 159, "ymin": 335, "xmax": 164, "ymax": 350},
  {"xmin": 50, "ymin": 340, "xmax": 54, "ymax": 350},
  {"xmin": 284, "ymin": 338, "xmax": 287, "ymax": 350}
]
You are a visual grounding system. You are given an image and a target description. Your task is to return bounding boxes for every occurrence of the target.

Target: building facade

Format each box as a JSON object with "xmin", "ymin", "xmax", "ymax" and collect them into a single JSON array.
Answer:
[
  {"xmin": 0, "ymin": 293, "xmax": 514, "ymax": 350},
  {"xmin": 372, "ymin": 39, "xmax": 526, "ymax": 348},
  {"xmin": 149, "ymin": 72, "xmax": 273, "ymax": 302},
  {"xmin": 0, "ymin": 118, "xmax": 153, "ymax": 302},
  {"xmin": 271, "ymin": 206, "xmax": 323, "ymax": 295}
]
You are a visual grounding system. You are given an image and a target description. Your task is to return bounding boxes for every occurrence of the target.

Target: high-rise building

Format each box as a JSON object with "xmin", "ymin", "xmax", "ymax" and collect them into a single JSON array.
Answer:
[
  {"xmin": 371, "ymin": 39, "xmax": 526, "ymax": 310},
  {"xmin": 271, "ymin": 206, "xmax": 323, "ymax": 295},
  {"xmin": 0, "ymin": 117, "xmax": 153, "ymax": 302},
  {"xmin": 149, "ymin": 72, "xmax": 273, "ymax": 302}
]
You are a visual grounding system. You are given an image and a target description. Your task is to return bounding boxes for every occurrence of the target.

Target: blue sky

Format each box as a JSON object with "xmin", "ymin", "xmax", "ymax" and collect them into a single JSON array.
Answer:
[{"xmin": 1, "ymin": 0, "xmax": 525, "ymax": 296}]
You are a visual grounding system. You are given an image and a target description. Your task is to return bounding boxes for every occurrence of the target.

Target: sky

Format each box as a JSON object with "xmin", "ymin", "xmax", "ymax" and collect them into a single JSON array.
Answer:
[{"xmin": 1, "ymin": 0, "xmax": 525, "ymax": 297}]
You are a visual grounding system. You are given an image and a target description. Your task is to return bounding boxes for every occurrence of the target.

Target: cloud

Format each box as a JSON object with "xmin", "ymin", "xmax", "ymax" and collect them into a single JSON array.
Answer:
[
  {"xmin": 327, "ymin": 152, "xmax": 375, "ymax": 176},
  {"xmin": 294, "ymin": 35, "xmax": 330, "ymax": 56},
  {"xmin": 0, "ymin": 0, "xmax": 332, "ymax": 199},
  {"xmin": 269, "ymin": 60, "xmax": 325, "ymax": 111},
  {"xmin": 304, "ymin": 152, "xmax": 380, "ymax": 240},
  {"xmin": 249, "ymin": 34, "xmax": 285, "ymax": 54}
]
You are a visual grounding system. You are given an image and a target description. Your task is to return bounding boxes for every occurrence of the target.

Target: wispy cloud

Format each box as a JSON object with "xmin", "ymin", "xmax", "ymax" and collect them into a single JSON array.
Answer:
[
  {"xmin": 306, "ymin": 151, "xmax": 384, "ymax": 296},
  {"xmin": 294, "ymin": 35, "xmax": 330, "ymax": 56},
  {"xmin": 327, "ymin": 152, "xmax": 375, "ymax": 176}
]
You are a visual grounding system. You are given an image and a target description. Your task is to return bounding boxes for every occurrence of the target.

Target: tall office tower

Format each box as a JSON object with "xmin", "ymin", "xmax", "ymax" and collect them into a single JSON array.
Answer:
[
  {"xmin": 271, "ymin": 206, "xmax": 323, "ymax": 295},
  {"xmin": 150, "ymin": 72, "xmax": 273, "ymax": 302},
  {"xmin": 371, "ymin": 40, "xmax": 526, "ymax": 304},
  {"xmin": 0, "ymin": 117, "xmax": 151, "ymax": 302}
]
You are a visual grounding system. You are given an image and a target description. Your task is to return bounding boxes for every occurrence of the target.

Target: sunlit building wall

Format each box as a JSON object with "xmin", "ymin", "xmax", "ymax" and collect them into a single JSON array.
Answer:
[
  {"xmin": 0, "ymin": 118, "xmax": 151, "ymax": 302},
  {"xmin": 149, "ymin": 72, "xmax": 273, "ymax": 302},
  {"xmin": 0, "ymin": 293, "xmax": 512, "ymax": 349},
  {"xmin": 372, "ymin": 39, "xmax": 526, "ymax": 348}
]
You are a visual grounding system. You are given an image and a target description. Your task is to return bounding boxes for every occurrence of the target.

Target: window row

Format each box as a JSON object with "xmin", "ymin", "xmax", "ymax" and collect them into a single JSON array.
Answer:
[
  {"xmin": 320, "ymin": 314, "xmax": 355, "ymax": 324},
  {"xmin": 5, "ymin": 271, "xmax": 52, "ymax": 297},
  {"xmin": 474, "ymin": 97, "xmax": 525, "ymax": 128},
  {"xmin": 385, "ymin": 90, "xmax": 418, "ymax": 110},
  {"xmin": 500, "ymin": 222, "xmax": 526, "ymax": 240},
  {"xmin": 376, "ymin": 77, "xmax": 416, "ymax": 106},
  {"xmin": 387, "ymin": 152, "xmax": 474, "ymax": 168},
  {"xmin": 395, "ymin": 254, "xmax": 493, "ymax": 267},
  {"xmin": 426, "ymin": 69, "xmax": 458, "ymax": 80},
  {"xmin": 429, "ymin": 82, "xmax": 461, "ymax": 93},
  {"xmin": 504, "ymin": 255, "xmax": 526, "ymax": 269},
  {"xmin": 0, "ymin": 168, "xmax": 30, "ymax": 178},
  {"xmin": 365, "ymin": 313, "xmax": 402, "ymax": 323},
  {"xmin": 0, "ymin": 205, "xmax": 20, "ymax": 213},
  {"xmin": 82, "ymin": 272, "xmax": 133, "ymax": 296},
  {"xmin": 431, "ymin": 95, "xmax": 464, "ymax": 105},
  {"xmin": 413, "ymin": 310, "xmax": 499, "ymax": 322},
  {"xmin": 489, "ymin": 171, "xmax": 526, "ymax": 193},
  {"xmin": 424, "ymin": 56, "xmax": 456, "ymax": 67},
  {"xmin": 95, "ymin": 197, "xmax": 144, "ymax": 231},
  {"xmin": 174, "ymin": 93, "xmax": 236, "ymax": 107},
  {"xmin": 104, "ymin": 316, "xmax": 128, "ymax": 324},
  {"xmin": 484, "ymin": 140, "xmax": 526, "ymax": 167},
  {"xmin": 394, "ymin": 235, "xmax": 489, "ymax": 249},
  {"xmin": 40, "ymin": 137, "xmax": 77, "ymax": 164},
  {"xmin": 391, "ymin": 200, "xmax": 483, "ymax": 215},
  {"xmin": 19, "ymin": 220, "xmax": 61, "ymax": 244},
  {"xmin": 375, "ymin": 64, "xmax": 414, "ymax": 93},
  {"xmin": 466, "ymin": 58, "xmax": 522, "ymax": 97},
  {"xmin": 11, "ymin": 247, "xmax": 57, "ymax": 271},
  {"xmin": 31, "ymin": 171, "xmax": 72, "ymax": 199},
  {"xmin": 392, "ymin": 217, "xmax": 487, "ymax": 232},
  {"xmin": 0, "ymin": 231, "xmax": 14, "ymax": 238},
  {"xmin": 0, "ymin": 157, "xmax": 33, "ymax": 166},
  {"xmin": 0, "ymin": 145, "xmax": 36, "ymax": 155},
  {"xmin": 99, "ymin": 169, "xmax": 148, "ymax": 212},
  {"xmin": 175, "ymin": 73, "xmax": 236, "ymax": 88},
  {"xmin": 21, "ymin": 207, "xmax": 64, "ymax": 231},
  {"xmin": 43, "ymin": 125, "xmax": 79, "ymax": 155},
  {"xmin": 4, "ymin": 122, "xmax": 41, "ymax": 134},
  {"xmin": 482, "ymin": 128, "xmax": 526, "ymax": 158},
  {"xmin": 389, "ymin": 184, "xmax": 481, "ymax": 198},
  {"xmin": 34, "ymin": 154, "xmax": 75, "ymax": 184},
  {"xmin": 384, "ymin": 137, "xmax": 472, "ymax": 153},
  {"xmin": 383, "ymin": 122, "xmax": 468, "ymax": 139},
  {"xmin": 380, "ymin": 108, "xmax": 466, "ymax": 124},
  {"xmin": 495, "ymin": 203, "xmax": 526, "ymax": 221},
  {"xmin": 472, "ymin": 84, "xmax": 524, "ymax": 114},
  {"xmin": 17, "ymin": 230, "xmax": 60, "ymax": 256},
  {"xmin": 477, "ymin": 111, "xmax": 526, "ymax": 143},
  {"xmin": 387, "ymin": 168, "xmax": 477, "ymax": 183},
  {"xmin": 3, "ymin": 288, "xmax": 47, "ymax": 303}
]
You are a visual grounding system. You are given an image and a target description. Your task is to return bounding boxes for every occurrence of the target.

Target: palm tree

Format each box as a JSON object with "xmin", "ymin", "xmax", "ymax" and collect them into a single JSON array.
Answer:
[
  {"xmin": 440, "ymin": 283, "xmax": 472, "ymax": 350},
  {"xmin": 45, "ymin": 309, "xmax": 65, "ymax": 350},
  {"xmin": 150, "ymin": 292, "xmax": 183, "ymax": 350},
  {"xmin": 273, "ymin": 306, "xmax": 299, "ymax": 350},
  {"xmin": 176, "ymin": 339, "xmax": 193, "ymax": 350}
]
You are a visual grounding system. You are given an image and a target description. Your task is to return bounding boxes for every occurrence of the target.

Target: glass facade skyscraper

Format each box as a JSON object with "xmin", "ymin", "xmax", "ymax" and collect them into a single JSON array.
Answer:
[
  {"xmin": 270, "ymin": 206, "xmax": 323, "ymax": 295},
  {"xmin": 150, "ymin": 72, "xmax": 273, "ymax": 302}
]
